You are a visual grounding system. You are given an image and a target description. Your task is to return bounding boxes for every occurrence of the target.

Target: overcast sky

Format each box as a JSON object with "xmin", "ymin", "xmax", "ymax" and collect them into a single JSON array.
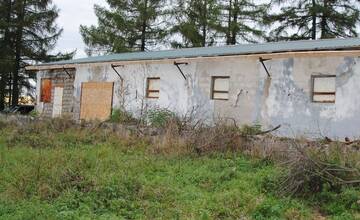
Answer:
[
  {"xmin": 53, "ymin": 0, "xmax": 107, "ymax": 58},
  {"xmin": 53, "ymin": 0, "xmax": 273, "ymax": 59}
]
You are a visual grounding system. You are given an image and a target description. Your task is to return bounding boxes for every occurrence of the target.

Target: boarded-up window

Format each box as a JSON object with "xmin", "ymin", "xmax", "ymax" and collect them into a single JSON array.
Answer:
[
  {"xmin": 80, "ymin": 82, "xmax": 114, "ymax": 121},
  {"xmin": 211, "ymin": 76, "xmax": 230, "ymax": 100},
  {"xmin": 40, "ymin": 79, "xmax": 52, "ymax": 103},
  {"xmin": 146, "ymin": 77, "xmax": 160, "ymax": 99},
  {"xmin": 312, "ymin": 75, "xmax": 336, "ymax": 103}
]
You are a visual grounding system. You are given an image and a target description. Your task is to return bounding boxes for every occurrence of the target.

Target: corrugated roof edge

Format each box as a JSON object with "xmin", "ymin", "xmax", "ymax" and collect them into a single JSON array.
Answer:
[{"xmin": 30, "ymin": 38, "xmax": 360, "ymax": 67}]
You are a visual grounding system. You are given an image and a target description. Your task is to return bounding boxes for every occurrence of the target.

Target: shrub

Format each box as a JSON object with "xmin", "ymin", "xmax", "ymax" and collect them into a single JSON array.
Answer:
[
  {"xmin": 29, "ymin": 110, "xmax": 39, "ymax": 117},
  {"xmin": 109, "ymin": 109, "xmax": 136, "ymax": 124},
  {"xmin": 147, "ymin": 108, "xmax": 177, "ymax": 128}
]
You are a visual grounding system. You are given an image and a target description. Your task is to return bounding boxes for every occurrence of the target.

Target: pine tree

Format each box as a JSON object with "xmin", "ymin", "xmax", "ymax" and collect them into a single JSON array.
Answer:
[
  {"xmin": 266, "ymin": 0, "xmax": 360, "ymax": 41},
  {"xmin": 0, "ymin": 0, "xmax": 13, "ymax": 110},
  {"xmin": 218, "ymin": 0, "xmax": 267, "ymax": 45},
  {"xmin": 318, "ymin": 0, "xmax": 360, "ymax": 39},
  {"xmin": 171, "ymin": 0, "xmax": 221, "ymax": 48},
  {"xmin": 80, "ymin": 0, "xmax": 168, "ymax": 55},
  {"xmin": 0, "ymin": 0, "xmax": 69, "ymax": 107},
  {"xmin": 11, "ymin": 0, "xmax": 65, "ymax": 106}
]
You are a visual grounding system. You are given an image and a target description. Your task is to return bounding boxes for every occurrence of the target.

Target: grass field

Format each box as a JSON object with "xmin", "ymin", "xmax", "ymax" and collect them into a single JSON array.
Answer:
[{"xmin": 0, "ymin": 121, "xmax": 359, "ymax": 219}]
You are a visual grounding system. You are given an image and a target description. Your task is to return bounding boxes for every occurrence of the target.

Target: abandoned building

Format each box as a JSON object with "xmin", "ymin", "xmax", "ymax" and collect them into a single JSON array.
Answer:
[{"xmin": 27, "ymin": 38, "xmax": 360, "ymax": 138}]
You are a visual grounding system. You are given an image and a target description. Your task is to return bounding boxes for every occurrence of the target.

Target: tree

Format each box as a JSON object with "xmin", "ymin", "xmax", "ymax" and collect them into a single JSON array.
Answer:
[
  {"xmin": 171, "ymin": 0, "xmax": 221, "ymax": 48},
  {"xmin": 0, "ymin": 0, "xmax": 70, "ymax": 108},
  {"xmin": 80, "ymin": 0, "xmax": 168, "ymax": 55},
  {"xmin": 266, "ymin": 0, "xmax": 360, "ymax": 41},
  {"xmin": 0, "ymin": 0, "xmax": 13, "ymax": 110},
  {"xmin": 218, "ymin": 0, "xmax": 267, "ymax": 45},
  {"xmin": 11, "ymin": 0, "xmax": 66, "ymax": 106}
]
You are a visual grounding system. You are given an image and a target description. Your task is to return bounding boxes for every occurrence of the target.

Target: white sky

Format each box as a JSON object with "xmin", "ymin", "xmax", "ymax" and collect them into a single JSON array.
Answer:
[
  {"xmin": 53, "ymin": 0, "xmax": 273, "ymax": 59},
  {"xmin": 53, "ymin": 0, "xmax": 107, "ymax": 58},
  {"xmin": 51, "ymin": 0, "xmax": 279, "ymax": 59}
]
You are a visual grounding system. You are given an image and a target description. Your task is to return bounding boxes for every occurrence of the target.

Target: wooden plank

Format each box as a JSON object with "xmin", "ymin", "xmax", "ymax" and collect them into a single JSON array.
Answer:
[{"xmin": 80, "ymin": 82, "xmax": 114, "ymax": 121}]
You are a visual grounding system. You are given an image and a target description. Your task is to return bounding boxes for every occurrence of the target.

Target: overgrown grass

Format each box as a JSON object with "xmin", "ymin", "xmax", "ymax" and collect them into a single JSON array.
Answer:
[{"xmin": 0, "ymin": 119, "xmax": 359, "ymax": 219}]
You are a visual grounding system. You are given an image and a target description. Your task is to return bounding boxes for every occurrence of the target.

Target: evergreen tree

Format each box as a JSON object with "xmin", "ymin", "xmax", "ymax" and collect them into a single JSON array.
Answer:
[
  {"xmin": 266, "ymin": 0, "xmax": 360, "ymax": 41},
  {"xmin": 12, "ymin": 0, "xmax": 65, "ymax": 106},
  {"xmin": 0, "ymin": 0, "xmax": 13, "ymax": 110},
  {"xmin": 80, "ymin": 0, "xmax": 168, "ymax": 55},
  {"xmin": 218, "ymin": 0, "xmax": 267, "ymax": 45},
  {"xmin": 0, "ymin": 0, "xmax": 70, "ymax": 107},
  {"xmin": 171, "ymin": 0, "xmax": 221, "ymax": 48}
]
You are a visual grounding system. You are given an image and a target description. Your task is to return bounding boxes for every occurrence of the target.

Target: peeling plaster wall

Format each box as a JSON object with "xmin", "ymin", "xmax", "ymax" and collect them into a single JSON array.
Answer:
[
  {"xmin": 36, "ymin": 70, "xmax": 75, "ymax": 118},
  {"xmin": 73, "ymin": 62, "xmax": 192, "ymax": 120},
  {"xmin": 37, "ymin": 54, "xmax": 360, "ymax": 139},
  {"xmin": 260, "ymin": 56, "xmax": 360, "ymax": 138}
]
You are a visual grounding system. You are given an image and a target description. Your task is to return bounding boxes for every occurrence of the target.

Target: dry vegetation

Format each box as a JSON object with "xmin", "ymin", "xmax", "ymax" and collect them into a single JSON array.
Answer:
[{"xmin": 0, "ymin": 112, "xmax": 359, "ymax": 219}]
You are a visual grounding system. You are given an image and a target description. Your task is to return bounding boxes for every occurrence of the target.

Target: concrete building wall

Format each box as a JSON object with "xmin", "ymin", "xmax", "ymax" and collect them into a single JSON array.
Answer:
[
  {"xmin": 36, "ymin": 54, "xmax": 360, "ymax": 139},
  {"xmin": 36, "ymin": 69, "xmax": 75, "ymax": 118},
  {"xmin": 262, "ymin": 56, "xmax": 360, "ymax": 138}
]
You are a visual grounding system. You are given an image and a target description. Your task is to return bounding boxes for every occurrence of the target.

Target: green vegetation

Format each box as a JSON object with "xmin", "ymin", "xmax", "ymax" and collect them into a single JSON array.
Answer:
[
  {"xmin": 0, "ymin": 120, "xmax": 359, "ymax": 219},
  {"xmin": 147, "ymin": 108, "xmax": 177, "ymax": 128},
  {"xmin": 109, "ymin": 109, "xmax": 137, "ymax": 124}
]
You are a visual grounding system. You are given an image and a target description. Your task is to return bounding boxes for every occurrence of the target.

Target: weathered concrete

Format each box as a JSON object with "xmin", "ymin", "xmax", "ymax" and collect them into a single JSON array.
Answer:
[
  {"xmin": 36, "ymin": 69, "xmax": 75, "ymax": 118},
  {"xmin": 36, "ymin": 54, "xmax": 360, "ymax": 139}
]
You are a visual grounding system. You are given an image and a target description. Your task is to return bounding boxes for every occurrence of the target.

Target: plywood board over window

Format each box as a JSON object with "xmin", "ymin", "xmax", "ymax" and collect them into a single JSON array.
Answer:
[
  {"xmin": 312, "ymin": 75, "xmax": 336, "ymax": 103},
  {"xmin": 40, "ymin": 78, "xmax": 52, "ymax": 103},
  {"xmin": 211, "ymin": 76, "xmax": 230, "ymax": 100},
  {"xmin": 146, "ymin": 77, "xmax": 160, "ymax": 99},
  {"xmin": 80, "ymin": 82, "xmax": 114, "ymax": 121}
]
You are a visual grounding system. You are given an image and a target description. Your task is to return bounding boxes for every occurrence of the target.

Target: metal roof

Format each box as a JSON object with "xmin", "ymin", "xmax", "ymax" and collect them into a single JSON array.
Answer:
[{"xmin": 35, "ymin": 38, "xmax": 360, "ymax": 67}]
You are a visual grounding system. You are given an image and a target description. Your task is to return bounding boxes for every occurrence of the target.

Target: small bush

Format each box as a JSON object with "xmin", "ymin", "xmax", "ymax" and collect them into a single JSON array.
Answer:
[
  {"xmin": 147, "ymin": 108, "xmax": 177, "ymax": 128},
  {"xmin": 29, "ymin": 110, "xmax": 39, "ymax": 117},
  {"xmin": 109, "ymin": 109, "xmax": 136, "ymax": 124}
]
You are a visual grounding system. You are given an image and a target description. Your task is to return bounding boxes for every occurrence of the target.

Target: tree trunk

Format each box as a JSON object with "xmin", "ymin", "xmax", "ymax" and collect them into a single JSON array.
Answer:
[
  {"xmin": 201, "ymin": 0, "xmax": 207, "ymax": 46},
  {"xmin": 140, "ymin": 0, "xmax": 148, "ymax": 51},
  {"xmin": 226, "ymin": 0, "xmax": 232, "ymax": 45},
  {"xmin": 230, "ymin": 0, "xmax": 238, "ymax": 45},
  {"xmin": 311, "ymin": 0, "xmax": 317, "ymax": 40},
  {"xmin": 320, "ymin": 0, "xmax": 328, "ymax": 39},
  {"xmin": 12, "ymin": 0, "xmax": 25, "ymax": 107}
]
